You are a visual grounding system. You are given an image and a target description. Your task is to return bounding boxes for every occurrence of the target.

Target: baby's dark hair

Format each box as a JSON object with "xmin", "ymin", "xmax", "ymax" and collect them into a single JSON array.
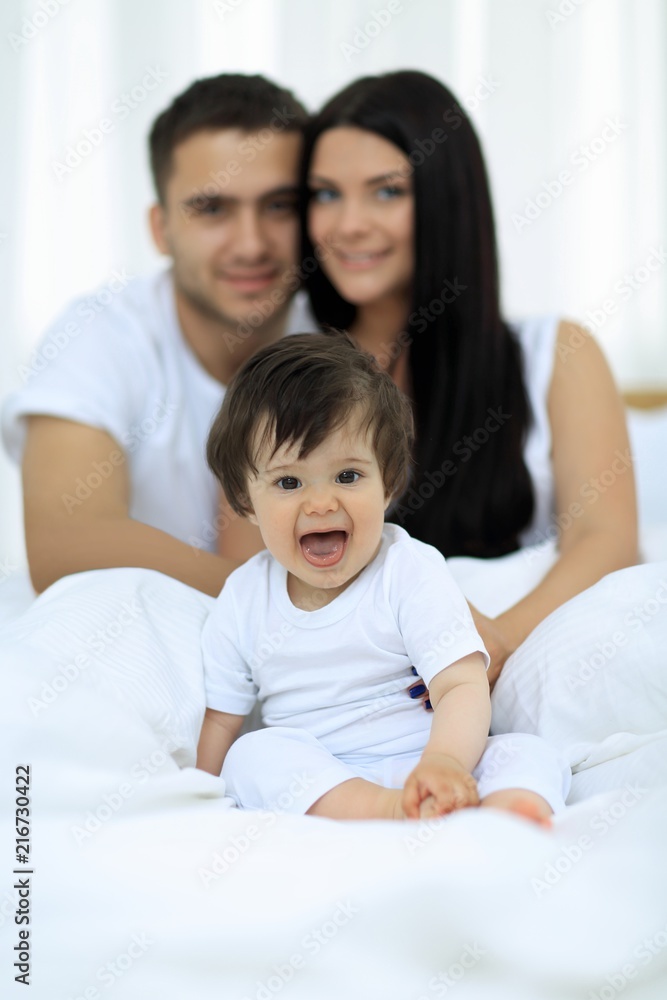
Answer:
[{"xmin": 207, "ymin": 331, "xmax": 414, "ymax": 516}]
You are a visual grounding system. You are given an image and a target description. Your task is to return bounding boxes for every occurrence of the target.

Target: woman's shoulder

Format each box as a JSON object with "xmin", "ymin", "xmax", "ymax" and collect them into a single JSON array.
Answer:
[
  {"xmin": 506, "ymin": 314, "xmax": 570, "ymax": 402},
  {"xmin": 507, "ymin": 314, "xmax": 561, "ymax": 357}
]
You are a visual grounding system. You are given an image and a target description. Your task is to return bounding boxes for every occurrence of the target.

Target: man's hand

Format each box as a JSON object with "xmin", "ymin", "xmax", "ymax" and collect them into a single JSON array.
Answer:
[{"xmin": 402, "ymin": 753, "xmax": 479, "ymax": 819}]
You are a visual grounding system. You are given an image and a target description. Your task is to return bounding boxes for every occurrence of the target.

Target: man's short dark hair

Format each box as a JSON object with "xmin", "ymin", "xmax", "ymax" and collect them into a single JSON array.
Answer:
[
  {"xmin": 207, "ymin": 331, "xmax": 414, "ymax": 516},
  {"xmin": 149, "ymin": 73, "xmax": 308, "ymax": 203}
]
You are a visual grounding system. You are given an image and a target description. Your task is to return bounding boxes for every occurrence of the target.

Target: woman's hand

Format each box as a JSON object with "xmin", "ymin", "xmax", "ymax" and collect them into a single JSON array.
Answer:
[
  {"xmin": 468, "ymin": 605, "xmax": 514, "ymax": 690},
  {"xmin": 402, "ymin": 753, "xmax": 479, "ymax": 819}
]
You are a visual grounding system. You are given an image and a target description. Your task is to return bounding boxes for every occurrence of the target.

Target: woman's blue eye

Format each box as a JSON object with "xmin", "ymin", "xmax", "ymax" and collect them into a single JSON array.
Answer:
[
  {"xmin": 277, "ymin": 476, "xmax": 300, "ymax": 491},
  {"xmin": 311, "ymin": 188, "xmax": 338, "ymax": 204},
  {"xmin": 377, "ymin": 185, "xmax": 404, "ymax": 200},
  {"xmin": 336, "ymin": 470, "xmax": 360, "ymax": 485}
]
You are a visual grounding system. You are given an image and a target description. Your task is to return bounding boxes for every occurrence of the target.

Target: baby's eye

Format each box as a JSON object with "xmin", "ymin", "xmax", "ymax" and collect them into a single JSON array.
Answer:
[
  {"xmin": 276, "ymin": 476, "xmax": 301, "ymax": 491},
  {"xmin": 336, "ymin": 470, "xmax": 360, "ymax": 485}
]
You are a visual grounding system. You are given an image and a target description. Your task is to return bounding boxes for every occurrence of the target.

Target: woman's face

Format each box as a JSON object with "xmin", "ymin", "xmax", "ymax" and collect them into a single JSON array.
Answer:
[{"xmin": 308, "ymin": 127, "xmax": 414, "ymax": 310}]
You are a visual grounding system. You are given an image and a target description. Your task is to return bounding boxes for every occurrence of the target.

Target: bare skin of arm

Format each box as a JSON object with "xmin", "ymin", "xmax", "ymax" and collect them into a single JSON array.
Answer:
[
  {"xmin": 196, "ymin": 708, "xmax": 245, "ymax": 776},
  {"xmin": 214, "ymin": 490, "xmax": 265, "ymax": 563},
  {"xmin": 402, "ymin": 654, "xmax": 489, "ymax": 818},
  {"xmin": 22, "ymin": 416, "xmax": 241, "ymax": 596},
  {"xmin": 474, "ymin": 321, "xmax": 638, "ymax": 685}
]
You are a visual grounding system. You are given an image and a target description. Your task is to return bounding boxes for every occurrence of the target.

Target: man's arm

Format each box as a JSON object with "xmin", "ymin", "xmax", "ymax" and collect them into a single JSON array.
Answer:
[
  {"xmin": 22, "ymin": 416, "xmax": 240, "ymax": 596},
  {"xmin": 196, "ymin": 708, "xmax": 245, "ymax": 776}
]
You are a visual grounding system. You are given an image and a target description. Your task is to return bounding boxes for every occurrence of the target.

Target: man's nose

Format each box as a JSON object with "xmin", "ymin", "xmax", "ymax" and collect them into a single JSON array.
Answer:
[{"xmin": 233, "ymin": 208, "xmax": 268, "ymax": 260}]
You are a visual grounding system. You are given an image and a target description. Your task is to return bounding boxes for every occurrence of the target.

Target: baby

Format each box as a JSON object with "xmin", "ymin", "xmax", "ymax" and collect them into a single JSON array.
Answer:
[{"xmin": 196, "ymin": 332, "xmax": 570, "ymax": 822}]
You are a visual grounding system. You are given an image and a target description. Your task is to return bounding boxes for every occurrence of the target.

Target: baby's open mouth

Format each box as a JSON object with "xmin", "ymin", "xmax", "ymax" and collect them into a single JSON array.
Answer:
[{"xmin": 299, "ymin": 530, "xmax": 348, "ymax": 568}]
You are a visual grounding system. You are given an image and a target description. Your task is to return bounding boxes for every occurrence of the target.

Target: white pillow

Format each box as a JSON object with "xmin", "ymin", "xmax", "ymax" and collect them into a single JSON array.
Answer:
[
  {"xmin": 2, "ymin": 566, "xmax": 213, "ymax": 766},
  {"xmin": 491, "ymin": 561, "xmax": 667, "ymax": 770}
]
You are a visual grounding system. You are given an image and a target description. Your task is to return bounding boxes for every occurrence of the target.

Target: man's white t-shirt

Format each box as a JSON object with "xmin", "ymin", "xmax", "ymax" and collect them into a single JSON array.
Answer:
[
  {"xmin": 202, "ymin": 524, "xmax": 489, "ymax": 760},
  {"xmin": 1, "ymin": 269, "xmax": 316, "ymax": 552}
]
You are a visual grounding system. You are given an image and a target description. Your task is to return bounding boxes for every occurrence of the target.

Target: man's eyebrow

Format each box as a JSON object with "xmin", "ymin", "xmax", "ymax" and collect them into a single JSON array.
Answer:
[
  {"xmin": 261, "ymin": 184, "xmax": 299, "ymax": 198},
  {"xmin": 180, "ymin": 192, "xmax": 231, "ymax": 210},
  {"xmin": 180, "ymin": 184, "xmax": 299, "ymax": 210}
]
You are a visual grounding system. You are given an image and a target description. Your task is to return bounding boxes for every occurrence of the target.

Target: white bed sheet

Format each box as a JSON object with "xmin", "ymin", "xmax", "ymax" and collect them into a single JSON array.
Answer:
[
  {"xmin": 2, "ymin": 405, "xmax": 666, "ymax": 997},
  {"xmin": 3, "ymin": 565, "xmax": 667, "ymax": 998}
]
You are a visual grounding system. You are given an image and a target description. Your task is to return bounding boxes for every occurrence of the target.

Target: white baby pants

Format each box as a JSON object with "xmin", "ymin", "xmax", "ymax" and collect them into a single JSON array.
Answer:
[{"xmin": 222, "ymin": 729, "xmax": 571, "ymax": 815}]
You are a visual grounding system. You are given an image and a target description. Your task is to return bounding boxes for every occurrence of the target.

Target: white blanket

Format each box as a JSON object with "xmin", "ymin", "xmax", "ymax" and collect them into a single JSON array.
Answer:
[{"xmin": 3, "ymin": 565, "xmax": 667, "ymax": 998}]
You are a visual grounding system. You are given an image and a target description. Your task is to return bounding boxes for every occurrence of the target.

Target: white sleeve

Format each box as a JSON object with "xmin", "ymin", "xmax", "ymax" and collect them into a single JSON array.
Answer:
[
  {"xmin": 1, "ymin": 296, "xmax": 154, "ymax": 463},
  {"xmin": 387, "ymin": 540, "xmax": 489, "ymax": 687},
  {"xmin": 201, "ymin": 581, "xmax": 258, "ymax": 716}
]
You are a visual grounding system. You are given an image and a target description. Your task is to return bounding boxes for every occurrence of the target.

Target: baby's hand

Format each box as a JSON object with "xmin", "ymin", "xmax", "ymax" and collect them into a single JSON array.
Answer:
[{"xmin": 402, "ymin": 753, "xmax": 479, "ymax": 819}]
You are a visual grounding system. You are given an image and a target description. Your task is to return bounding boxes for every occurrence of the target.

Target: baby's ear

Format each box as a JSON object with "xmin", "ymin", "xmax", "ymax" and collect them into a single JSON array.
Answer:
[{"xmin": 244, "ymin": 497, "xmax": 258, "ymax": 525}]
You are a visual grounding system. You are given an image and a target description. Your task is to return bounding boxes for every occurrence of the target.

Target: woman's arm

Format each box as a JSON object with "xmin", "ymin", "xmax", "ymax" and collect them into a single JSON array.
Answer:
[
  {"xmin": 479, "ymin": 321, "xmax": 638, "ymax": 684},
  {"xmin": 23, "ymin": 416, "xmax": 241, "ymax": 597}
]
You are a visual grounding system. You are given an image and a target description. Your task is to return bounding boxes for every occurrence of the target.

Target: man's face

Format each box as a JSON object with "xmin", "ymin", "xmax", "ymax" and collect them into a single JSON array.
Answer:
[{"xmin": 151, "ymin": 128, "xmax": 302, "ymax": 332}]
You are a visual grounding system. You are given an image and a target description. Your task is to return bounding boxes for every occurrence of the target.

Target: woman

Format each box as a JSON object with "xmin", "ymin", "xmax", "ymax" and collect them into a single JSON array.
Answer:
[{"xmin": 299, "ymin": 70, "xmax": 638, "ymax": 684}]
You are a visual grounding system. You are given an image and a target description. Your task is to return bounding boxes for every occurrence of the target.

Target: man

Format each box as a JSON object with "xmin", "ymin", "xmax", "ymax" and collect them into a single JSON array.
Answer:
[{"xmin": 2, "ymin": 74, "xmax": 317, "ymax": 596}]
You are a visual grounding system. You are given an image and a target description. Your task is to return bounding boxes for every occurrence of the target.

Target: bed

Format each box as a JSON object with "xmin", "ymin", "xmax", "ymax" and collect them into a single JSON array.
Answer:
[{"xmin": 3, "ymin": 398, "xmax": 667, "ymax": 999}]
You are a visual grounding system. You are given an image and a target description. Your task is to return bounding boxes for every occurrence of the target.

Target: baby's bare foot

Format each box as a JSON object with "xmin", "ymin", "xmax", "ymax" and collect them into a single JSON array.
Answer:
[
  {"xmin": 481, "ymin": 789, "xmax": 553, "ymax": 827},
  {"xmin": 419, "ymin": 794, "xmax": 442, "ymax": 819}
]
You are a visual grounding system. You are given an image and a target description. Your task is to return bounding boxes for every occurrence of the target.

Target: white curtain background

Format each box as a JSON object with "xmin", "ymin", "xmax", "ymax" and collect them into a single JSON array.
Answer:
[{"xmin": 1, "ymin": 0, "xmax": 666, "ymax": 572}]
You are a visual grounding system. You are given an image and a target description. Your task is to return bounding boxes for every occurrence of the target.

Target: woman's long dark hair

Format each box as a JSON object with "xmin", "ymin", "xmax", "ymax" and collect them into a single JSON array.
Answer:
[{"xmin": 300, "ymin": 70, "xmax": 534, "ymax": 559}]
